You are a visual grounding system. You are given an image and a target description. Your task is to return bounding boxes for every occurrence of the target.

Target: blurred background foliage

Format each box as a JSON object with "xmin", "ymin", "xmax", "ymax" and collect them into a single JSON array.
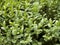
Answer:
[{"xmin": 0, "ymin": 0, "xmax": 60, "ymax": 45}]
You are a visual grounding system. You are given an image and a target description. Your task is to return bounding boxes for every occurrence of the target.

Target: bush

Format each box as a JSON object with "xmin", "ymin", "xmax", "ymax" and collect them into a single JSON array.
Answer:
[{"xmin": 0, "ymin": 0, "xmax": 60, "ymax": 45}]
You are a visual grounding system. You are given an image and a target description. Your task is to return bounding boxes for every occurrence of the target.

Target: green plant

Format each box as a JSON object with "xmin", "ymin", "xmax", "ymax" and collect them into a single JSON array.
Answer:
[{"xmin": 0, "ymin": 0, "xmax": 60, "ymax": 45}]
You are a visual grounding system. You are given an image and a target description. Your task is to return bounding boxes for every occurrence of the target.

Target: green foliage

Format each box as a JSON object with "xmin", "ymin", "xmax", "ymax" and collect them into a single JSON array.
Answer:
[{"xmin": 0, "ymin": 0, "xmax": 60, "ymax": 45}]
